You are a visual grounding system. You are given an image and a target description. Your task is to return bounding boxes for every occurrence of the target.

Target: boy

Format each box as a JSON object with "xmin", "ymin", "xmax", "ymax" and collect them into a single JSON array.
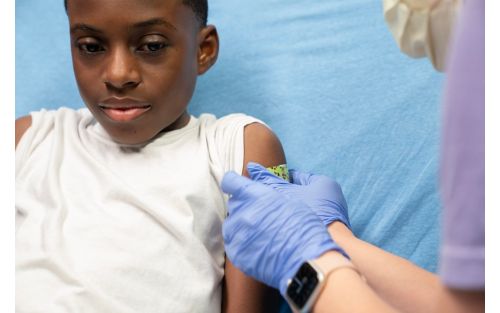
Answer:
[{"xmin": 15, "ymin": 0, "xmax": 283, "ymax": 312}]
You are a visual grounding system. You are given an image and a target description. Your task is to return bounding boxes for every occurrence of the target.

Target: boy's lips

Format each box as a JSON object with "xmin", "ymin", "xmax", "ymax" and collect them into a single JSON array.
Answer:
[{"xmin": 99, "ymin": 98, "xmax": 152, "ymax": 122}]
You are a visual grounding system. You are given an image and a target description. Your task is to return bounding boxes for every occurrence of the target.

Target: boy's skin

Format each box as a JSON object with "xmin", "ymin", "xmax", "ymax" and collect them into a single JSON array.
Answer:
[{"xmin": 15, "ymin": 0, "xmax": 282, "ymax": 311}]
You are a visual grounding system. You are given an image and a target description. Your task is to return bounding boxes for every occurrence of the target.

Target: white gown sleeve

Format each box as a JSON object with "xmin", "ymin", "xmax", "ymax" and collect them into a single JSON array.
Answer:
[{"xmin": 383, "ymin": 0, "xmax": 462, "ymax": 71}]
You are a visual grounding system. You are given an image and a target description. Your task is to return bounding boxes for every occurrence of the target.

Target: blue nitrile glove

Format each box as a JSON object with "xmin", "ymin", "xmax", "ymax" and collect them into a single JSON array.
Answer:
[
  {"xmin": 247, "ymin": 162, "xmax": 351, "ymax": 229},
  {"xmin": 221, "ymin": 172, "xmax": 348, "ymax": 295}
]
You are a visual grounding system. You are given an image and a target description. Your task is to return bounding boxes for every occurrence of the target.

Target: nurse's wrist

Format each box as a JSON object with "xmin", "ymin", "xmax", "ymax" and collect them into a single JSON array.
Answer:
[
  {"xmin": 313, "ymin": 250, "xmax": 352, "ymax": 272},
  {"xmin": 328, "ymin": 220, "xmax": 353, "ymax": 238},
  {"xmin": 310, "ymin": 250, "xmax": 364, "ymax": 311}
]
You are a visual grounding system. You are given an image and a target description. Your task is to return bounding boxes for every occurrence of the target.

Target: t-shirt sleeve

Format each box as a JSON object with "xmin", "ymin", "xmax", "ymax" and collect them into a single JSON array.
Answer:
[
  {"xmin": 202, "ymin": 113, "xmax": 265, "ymax": 181},
  {"xmin": 16, "ymin": 107, "xmax": 89, "ymax": 177},
  {"xmin": 15, "ymin": 109, "xmax": 56, "ymax": 175},
  {"xmin": 383, "ymin": 0, "xmax": 461, "ymax": 71}
]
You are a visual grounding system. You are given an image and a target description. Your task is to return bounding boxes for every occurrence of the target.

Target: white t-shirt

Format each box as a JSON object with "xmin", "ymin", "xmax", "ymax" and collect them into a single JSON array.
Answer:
[{"xmin": 15, "ymin": 107, "xmax": 261, "ymax": 313}]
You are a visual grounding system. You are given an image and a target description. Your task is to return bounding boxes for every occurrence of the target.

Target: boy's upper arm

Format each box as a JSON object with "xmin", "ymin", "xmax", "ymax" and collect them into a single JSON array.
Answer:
[
  {"xmin": 241, "ymin": 122, "xmax": 286, "ymax": 175},
  {"xmin": 16, "ymin": 115, "xmax": 32, "ymax": 149},
  {"xmin": 223, "ymin": 122, "xmax": 285, "ymax": 313}
]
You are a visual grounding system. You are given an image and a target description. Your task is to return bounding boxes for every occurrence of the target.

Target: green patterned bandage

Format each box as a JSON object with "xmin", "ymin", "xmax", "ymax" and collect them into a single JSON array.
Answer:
[{"xmin": 266, "ymin": 164, "xmax": 290, "ymax": 182}]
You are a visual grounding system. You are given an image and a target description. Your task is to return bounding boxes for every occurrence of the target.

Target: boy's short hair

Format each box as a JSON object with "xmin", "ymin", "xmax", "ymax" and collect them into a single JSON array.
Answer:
[
  {"xmin": 63, "ymin": 0, "xmax": 208, "ymax": 27},
  {"xmin": 183, "ymin": 0, "xmax": 208, "ymax": 26}
]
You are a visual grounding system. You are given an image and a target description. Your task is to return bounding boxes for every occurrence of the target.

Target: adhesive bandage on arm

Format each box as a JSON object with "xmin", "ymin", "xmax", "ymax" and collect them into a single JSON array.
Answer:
[{"xmin": 266, "ymin": 164, "xmax": 290, "ymax": 182}]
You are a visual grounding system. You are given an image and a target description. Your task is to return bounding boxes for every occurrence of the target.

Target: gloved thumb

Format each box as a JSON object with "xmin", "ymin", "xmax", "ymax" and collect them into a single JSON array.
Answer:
[
  {"xmin": 221, "ymin": 171, "xmax": 272, "ymax": 201},
  {"xmin": 246, "ymin": 162, "xmax": 267, "ymax": 177},
  {"xmin": 309, "ymin": 175, "xmax": 348, "ymax": 208},
  {"xmin": 247, "ymin": 162, "xmax": 284, "ymax": 184},
  {"xmin": 221, "ymin": 171, "xmax": 253, "ymax": 196}
]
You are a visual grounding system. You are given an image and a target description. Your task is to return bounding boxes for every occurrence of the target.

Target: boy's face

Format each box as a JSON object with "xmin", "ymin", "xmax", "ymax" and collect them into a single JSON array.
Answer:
[{"xmin": 67, "ymin": 0, "xmax": 217, "ymax": 145}]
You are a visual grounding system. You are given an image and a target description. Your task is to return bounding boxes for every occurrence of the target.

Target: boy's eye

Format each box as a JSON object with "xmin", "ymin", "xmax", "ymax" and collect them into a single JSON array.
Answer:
[
  {"xmin": 81, "ymin": 43, "xmax": 104, "ymax": 53},
  {"xmin": 76, "ymin": 39, "xmax": 105, "ymax": 54},
  {"xmin": 137, "ymin": 35, "xmax": 168, "ymax": 54},
  {"xmin": 138, "ymin": 42, "xmax": 167, "ymax": 53}
]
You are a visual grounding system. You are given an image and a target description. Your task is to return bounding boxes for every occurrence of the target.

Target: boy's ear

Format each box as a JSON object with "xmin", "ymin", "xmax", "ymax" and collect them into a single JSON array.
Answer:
[{"xmin": 197, "ymin": 25, "xmax": 219, "ymax": 75}]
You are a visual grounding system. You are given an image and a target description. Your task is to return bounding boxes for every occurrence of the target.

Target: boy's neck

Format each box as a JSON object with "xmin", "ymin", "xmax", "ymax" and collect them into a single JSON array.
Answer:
[{"xmin": 161, "ymin": 111, "xmax": 191, "ymax": 133}]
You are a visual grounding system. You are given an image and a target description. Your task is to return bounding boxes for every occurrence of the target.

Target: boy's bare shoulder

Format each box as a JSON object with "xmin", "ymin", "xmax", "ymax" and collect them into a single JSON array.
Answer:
[
  {"xmin": 242, "ymin": 122, "xmax": 286, "ymax": 176},
  {"xmin": 16, "ymin": 115, "xmax": 32, "ymax": 148},
  {"xmin": 243, "ymin": 122, "xmax": 282, "ymax": 154}
]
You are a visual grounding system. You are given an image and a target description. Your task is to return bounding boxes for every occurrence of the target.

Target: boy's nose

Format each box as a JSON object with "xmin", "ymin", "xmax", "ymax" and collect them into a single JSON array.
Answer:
[{"xmin": 103, "ymin": 47, "xmax": 141, "ymax": 90}]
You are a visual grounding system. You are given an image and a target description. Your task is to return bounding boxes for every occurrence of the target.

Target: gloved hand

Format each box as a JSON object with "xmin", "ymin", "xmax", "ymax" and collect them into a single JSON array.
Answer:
[
  {"xmin": 221, "ymin": 171, "xmax": 348, "ymax": 295},
  {"xmin": 247, "ymin": 162, "xmax": 351, "ymax": 229}
]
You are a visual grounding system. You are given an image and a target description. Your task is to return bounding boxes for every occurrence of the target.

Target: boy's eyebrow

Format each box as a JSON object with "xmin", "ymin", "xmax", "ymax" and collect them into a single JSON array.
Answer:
[
  {"xmin": 132, "ymin": 18, "xmax": 177, "ymax": 31},
  {"xmin": 70, "ymin": 23, "xmax": 103, "ymax": 35},
  {"xmin": 70, "ymin": 19, "xmax": 177, "ymax": 35}
]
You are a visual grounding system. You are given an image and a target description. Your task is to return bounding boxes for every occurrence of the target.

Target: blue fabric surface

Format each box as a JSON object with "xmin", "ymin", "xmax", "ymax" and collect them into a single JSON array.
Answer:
[{"xmin": 16, "ymin": 0, "xmax": 443, "ymax": 307}]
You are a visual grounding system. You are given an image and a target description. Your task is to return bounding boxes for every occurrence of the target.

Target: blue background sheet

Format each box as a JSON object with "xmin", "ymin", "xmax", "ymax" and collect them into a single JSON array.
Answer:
[{"xmin": 16, "ymin": 0, "xmax": 443, "ymax": 278}]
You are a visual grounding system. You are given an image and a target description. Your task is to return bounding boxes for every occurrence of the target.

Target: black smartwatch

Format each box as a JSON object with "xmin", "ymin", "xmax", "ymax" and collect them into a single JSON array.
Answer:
[
  {"xmin": 284, "ymin": 255, "xmax": 359, "ymax": 313},
  {"xmin": 284, "ymin": 261, "xmax": 326, "ymax": 313}
]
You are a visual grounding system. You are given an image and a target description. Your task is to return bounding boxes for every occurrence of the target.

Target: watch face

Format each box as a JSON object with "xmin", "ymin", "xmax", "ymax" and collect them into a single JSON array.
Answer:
[{"xmin": 286, "ymin": 262, "xmax": 320, "ymax": 309}]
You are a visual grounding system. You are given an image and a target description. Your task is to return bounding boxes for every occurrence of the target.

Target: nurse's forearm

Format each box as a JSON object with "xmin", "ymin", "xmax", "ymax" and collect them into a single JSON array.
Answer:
[
  {"xmin": 328, "ymin": 222, "xmax": 441, "ymax": 313},
  {"xmin": 311, "ymin": 251, "xmax": 398, "ymax": 313}
]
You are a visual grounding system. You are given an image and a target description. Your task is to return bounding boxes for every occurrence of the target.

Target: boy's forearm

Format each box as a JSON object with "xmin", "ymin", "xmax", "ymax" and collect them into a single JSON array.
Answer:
[
  {"xmin": 222, "ymin": 260, "xmax": 281, "ymax": 313},
  {"xmin": 328, "ymin": 222, "xmax": 441, "ymax": 313}
]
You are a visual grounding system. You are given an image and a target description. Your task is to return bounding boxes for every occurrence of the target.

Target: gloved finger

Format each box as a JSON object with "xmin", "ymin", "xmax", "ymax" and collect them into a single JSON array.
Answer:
[
  {"xmin": 221, "ymin": 171, "xmax": 273, "ymax": 212},
  {"xmin": 246, "ymin": 161, "xmax": 267, "ymax": 173},
  {"xmin": 309, "ymin": 174, "xmax": 340, "ymax": 190},
  {"xmin": 310, "ymin": 175, "xmax": 348, "ymax": 209},
  {"xmin": 247, "ymin": 162, "xmax": 288, "ymax": 185},
  {"xmin": 221, "ymin": 171, "xmax": 250, "ymax": 196},
  {"xmin": 247, "ymin": 162, "xmax": 281, "ymax": 181},
  {"xmin": 223, "ymin": 171, "xmax": 272, "ymax": 196},
  {"xmin": 247, "ymin": 162, "xmax": 275, "ymax": 180},
  {"xmin": 289, "ymin": 169, "xmax": 314, "ymax": 186}
]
